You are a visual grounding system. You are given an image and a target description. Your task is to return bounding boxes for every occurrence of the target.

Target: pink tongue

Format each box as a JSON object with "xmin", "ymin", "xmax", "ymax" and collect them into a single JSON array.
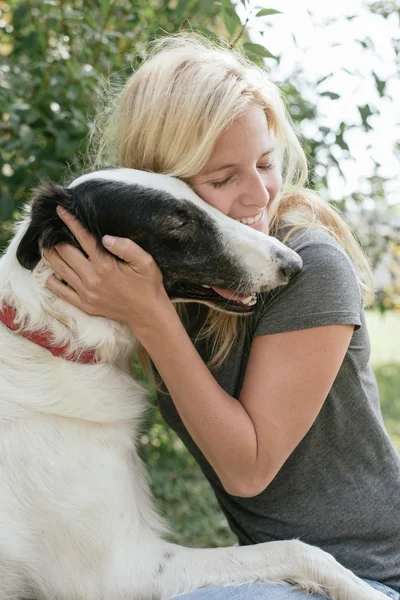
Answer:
[{"xmin": 211, "ymin": 287, "xmax": 249, "ymax": 303}]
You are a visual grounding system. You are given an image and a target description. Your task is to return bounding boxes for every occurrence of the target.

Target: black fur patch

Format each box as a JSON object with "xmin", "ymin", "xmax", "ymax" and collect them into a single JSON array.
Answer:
[{"xmin": 17, "ymin": 182, "xmax": 79, "ymax": 270}]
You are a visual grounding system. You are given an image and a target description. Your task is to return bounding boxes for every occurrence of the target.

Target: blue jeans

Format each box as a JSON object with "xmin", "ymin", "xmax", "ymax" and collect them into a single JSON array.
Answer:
[{"xmin": 173, "ymin": 579, "xmax": 400, "ymax": 599}]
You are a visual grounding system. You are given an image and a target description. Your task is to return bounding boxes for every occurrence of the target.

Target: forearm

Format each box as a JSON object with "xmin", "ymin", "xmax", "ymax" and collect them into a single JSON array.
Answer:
[{"xmin": 132, "ymin": 304, "xmax": 269, "ymax": 497}]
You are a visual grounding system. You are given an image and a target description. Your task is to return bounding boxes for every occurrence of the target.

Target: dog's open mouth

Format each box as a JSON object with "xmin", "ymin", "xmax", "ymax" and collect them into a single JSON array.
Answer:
[{"xmin": 171, "ymin": 283, "xmax": 258, "ymax": 313}]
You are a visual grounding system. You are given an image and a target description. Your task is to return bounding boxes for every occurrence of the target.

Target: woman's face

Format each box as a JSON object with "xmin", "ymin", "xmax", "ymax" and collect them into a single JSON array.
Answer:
[{"xmin": 189, "ymin": 104, "xmax": 282, "ymax": 235}]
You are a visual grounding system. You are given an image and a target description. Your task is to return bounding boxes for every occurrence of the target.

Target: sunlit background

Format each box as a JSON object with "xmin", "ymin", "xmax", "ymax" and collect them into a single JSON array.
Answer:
[{"xmin": 243, "ymin": 0, "xmax": 399, "ymax": 203}]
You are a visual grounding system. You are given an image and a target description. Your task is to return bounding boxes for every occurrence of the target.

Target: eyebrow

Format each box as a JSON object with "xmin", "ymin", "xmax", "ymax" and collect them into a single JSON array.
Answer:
[{"xmin": 202, "ymin": 148, "xmax": 275, "ymax": 176}]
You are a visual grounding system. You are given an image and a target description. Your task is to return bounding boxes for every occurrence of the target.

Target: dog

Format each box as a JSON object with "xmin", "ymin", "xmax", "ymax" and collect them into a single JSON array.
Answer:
[{"xmin": 0, "ymin": 168, "xmax": 386, "ymax": 600}]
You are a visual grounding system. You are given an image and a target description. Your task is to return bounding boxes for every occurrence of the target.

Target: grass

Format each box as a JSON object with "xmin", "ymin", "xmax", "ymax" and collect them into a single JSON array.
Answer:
[
  {"xmin": 142, "ymin": 309, "xmax": 400, "ymax": 547},
  {"xmin": 365, "ymin": 309, "xmax": 400, "ymax": 367},
  {"xmin": 366, "ymin": 309, "xmax": 400, "ymax": 449}
]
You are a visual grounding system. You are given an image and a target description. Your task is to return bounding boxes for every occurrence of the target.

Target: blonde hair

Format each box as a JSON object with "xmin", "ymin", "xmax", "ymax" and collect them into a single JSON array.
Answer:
[{"xmin": 87, "ymin": 32, "xmax": 374, "ymax": 378}]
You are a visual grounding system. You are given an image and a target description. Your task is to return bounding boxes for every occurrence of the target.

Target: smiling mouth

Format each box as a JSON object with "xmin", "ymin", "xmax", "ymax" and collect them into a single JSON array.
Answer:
[
  {"xmin": 234, "ymin": 208, "xmax": 265, "ymax": 226},
  {"xmin": 170, "ymin": 283, "xmax": 258, "ymax": 313}
]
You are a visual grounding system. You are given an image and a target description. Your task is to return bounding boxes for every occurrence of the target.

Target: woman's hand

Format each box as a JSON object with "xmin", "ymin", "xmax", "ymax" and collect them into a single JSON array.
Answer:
[{"xmin": 43, "ymin": 206, "xmax": 173, "ymax": 336}]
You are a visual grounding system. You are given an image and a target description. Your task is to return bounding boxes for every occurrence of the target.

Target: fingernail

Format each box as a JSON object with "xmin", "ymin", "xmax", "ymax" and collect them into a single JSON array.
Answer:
[
  {"xmin": 102, "ymin": 235, "xmax": 116, "ymax": 248},
  {"xmin": 56, "ymin": 206, "xmax": 67, "ymax": 215}
]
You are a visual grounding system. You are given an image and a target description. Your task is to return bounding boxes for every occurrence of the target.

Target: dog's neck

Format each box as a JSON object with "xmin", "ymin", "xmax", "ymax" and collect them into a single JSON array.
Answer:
[{"xmin": 0, "ymin": 218, "xmax": 137, "ymax": 366}]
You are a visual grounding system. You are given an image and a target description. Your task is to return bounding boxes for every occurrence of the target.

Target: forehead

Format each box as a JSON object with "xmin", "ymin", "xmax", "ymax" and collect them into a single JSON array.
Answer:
[
  {"xmin": 217, "ymin": 104, "xmax": 269, "ymax": 144},
  {"xmin": 198, "ymin": 105, "xmax": 274, "ymax": 172}
]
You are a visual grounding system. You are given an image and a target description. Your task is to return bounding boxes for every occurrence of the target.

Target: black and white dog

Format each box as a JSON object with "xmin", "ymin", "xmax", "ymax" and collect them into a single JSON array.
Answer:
[{"xmin": 0, "ymin": 169, "xmax": 385, "ymax": 600}]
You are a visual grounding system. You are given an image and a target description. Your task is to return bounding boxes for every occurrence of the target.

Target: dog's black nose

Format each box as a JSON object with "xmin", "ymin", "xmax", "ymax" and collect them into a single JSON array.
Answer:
[{"xmin": 279, "ymin": 256, "xmax": 303, "ymax": 279}]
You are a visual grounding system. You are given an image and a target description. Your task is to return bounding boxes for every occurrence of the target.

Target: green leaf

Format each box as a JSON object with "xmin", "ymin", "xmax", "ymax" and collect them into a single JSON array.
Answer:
[
  {"xmin": 358, "ymin": 104, "xmax": 374, "ymax": 131},
  {"xmin": 215, "ymin": 0, "xmax": 235, "ymax": 9},
  {"xmin": 243, "ymin": 42, "xmax": 278, "ymax": 60},
  {"xmin": 372, "ymin": 71, "xmax": 386, "ymax": 97},
  {"xmin": 100, "ymin": 0, "xmax": 110, "ymax": 19},
  {"xmin": 320, "ymin": 91, "xmax": 340, "ymax": 100},
  {"xmin": 255, "ymin": 8, "xmax": 282, "ymax": 17},
  {"xmin": 335, "ymin": 130, "xmax": 349, "ymax": 152},
  {"xmin": 222, "ymin": 4, "xmax": 240, "ymax": 20},
  {"xmin": 222, "ymin": 8, "xmax": 241, "ymax": 37},
  {"xmin": 317, "ymin": 73, "xmax": 333, "ymax": 85}
]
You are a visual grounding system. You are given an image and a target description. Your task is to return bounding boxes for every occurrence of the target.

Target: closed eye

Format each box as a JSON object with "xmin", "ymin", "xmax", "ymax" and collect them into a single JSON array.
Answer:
[
  {"xmin": 212, "ymin": 177, "xmax": 232, "ymax": 189},
  {"xmin": 211, "ymin": 164, "xmax": 274, "ymax": 189},
  {"xmin": 258, "ymin": 164, "xmax": 273, "ymax": 171}
]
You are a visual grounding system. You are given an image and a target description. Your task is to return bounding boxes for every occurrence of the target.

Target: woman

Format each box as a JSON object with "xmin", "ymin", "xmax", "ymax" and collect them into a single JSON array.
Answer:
[{"xmin": 44, "ymin": 34, "xmax": 400, "ymax": 599}]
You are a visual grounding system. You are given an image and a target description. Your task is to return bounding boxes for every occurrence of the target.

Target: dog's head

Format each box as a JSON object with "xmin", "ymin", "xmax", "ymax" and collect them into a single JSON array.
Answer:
[{"xmin": 16, "ymin": 168, "xmax": 302, "ymax": 315}]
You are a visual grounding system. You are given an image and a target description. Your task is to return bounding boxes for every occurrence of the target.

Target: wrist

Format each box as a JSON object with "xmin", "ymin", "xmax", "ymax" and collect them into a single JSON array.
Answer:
[{"xmin": 128, "ymin": 297, "xmax": 179, "ymax": 345}]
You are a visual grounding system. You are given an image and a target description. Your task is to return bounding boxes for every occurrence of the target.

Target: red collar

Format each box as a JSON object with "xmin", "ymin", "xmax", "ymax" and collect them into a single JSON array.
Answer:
[{"xmin": 0, "ymin": 303, "xmax": 98, "ymax": 364}]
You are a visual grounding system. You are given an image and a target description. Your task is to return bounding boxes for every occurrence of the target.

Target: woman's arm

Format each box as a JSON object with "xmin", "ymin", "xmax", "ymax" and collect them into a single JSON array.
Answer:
[
  {"xmin": 45, "ymin": 208, "xmax": 353, "ymax": 497},
  {"xmin": 136, "ymin": 306, "xmax": 353, "ymax": 497}
]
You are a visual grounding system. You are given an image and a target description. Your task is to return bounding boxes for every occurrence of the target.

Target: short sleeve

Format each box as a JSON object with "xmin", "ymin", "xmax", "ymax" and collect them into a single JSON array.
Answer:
[{"xmin": 254, "ymin": 228, "xmax": 363, "ymax": 337}]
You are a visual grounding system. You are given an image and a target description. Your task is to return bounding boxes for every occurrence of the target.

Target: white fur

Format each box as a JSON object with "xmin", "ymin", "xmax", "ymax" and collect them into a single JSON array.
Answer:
[{"xmin": 0, "ymin": 190, "xmax": 387, "ymax": 600}]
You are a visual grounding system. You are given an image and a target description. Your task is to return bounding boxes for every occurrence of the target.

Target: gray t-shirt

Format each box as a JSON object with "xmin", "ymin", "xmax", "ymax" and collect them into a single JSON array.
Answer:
[{"xmin": 157, "ymin": 227, "xmax": 400, "ymax": 590}]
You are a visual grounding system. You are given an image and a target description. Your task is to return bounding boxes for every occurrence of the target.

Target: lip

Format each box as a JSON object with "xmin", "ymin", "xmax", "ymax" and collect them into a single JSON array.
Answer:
[{"xmin": 235, "ymin": 209, "xmax": 266, "ymax": 231}]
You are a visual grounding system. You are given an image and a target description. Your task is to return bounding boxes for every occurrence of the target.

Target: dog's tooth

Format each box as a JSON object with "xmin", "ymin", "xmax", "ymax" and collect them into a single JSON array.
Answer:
[
  {"xmin": 202, "ymin": 285, "xmax": 211, "ymax": 288},
  {"xmin": 242, "ymin": 294, "xmax": 257, "ymax": 306}
]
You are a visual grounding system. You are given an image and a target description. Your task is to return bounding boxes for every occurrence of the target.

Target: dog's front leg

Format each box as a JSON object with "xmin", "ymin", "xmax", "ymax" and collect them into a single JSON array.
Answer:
[{"xmin": 151, "ymin": 540, "xmax": 387, "ymax": 600}]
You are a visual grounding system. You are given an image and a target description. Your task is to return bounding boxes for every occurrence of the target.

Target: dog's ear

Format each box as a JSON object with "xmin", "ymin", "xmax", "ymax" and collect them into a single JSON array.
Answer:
[{"xmin": 16, "ymin": 180, "xmax": 77, "ymax": 270}]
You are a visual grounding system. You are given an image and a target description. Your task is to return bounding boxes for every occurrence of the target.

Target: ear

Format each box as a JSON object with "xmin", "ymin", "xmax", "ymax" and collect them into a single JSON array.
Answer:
[{"xmin": 16, "ymin": 180, "xmax": 76, "ymax": 270}]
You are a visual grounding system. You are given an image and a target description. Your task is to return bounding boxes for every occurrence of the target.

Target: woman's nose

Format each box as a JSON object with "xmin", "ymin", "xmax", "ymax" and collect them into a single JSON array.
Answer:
[{"xmin": 240, "ymin": 172, "xmax": 270, "ymax": 208}]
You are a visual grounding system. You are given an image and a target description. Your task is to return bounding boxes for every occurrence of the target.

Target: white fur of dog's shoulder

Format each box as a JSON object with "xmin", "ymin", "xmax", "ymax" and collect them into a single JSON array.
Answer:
[
  {"xmin": 0, "ymin": 329, "xmax": 169, "ymax": 598},
  {"xmin": 0, "ymin": 222, "xmax": 169, "ymax": 598}
]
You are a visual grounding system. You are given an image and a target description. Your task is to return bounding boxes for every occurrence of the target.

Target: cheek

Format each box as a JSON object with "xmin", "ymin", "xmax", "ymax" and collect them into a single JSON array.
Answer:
[
  {"xmin": 265, "ymin": 173, "xmax": 282, "ymax": 225},
  {"xmin": 267, "ymin": 170, "xmax": 282, "ymax": 199}
]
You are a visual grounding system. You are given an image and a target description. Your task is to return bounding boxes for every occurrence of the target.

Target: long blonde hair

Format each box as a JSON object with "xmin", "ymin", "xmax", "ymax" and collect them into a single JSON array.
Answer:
[{"xmin": 87, "ymin": 32, "xmax": 374, "ymax": 376}]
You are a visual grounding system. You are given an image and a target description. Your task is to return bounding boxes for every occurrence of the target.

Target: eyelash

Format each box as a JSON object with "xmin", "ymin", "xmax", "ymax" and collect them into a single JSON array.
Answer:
[{"xmin": 211, "ymin": 164, "xmax": 274, "ymax": 189}]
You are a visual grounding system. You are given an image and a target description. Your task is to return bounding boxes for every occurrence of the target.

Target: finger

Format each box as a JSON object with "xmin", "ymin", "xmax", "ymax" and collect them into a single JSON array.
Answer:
[
  {"xmin": 52, "ymin": 243, "xmax": 94, "ymax": 284},
  {"xmin": 102, "ymin": 235, "xmax": 153, "ymax": 268},
  {"xmin": 44, "ymin": 247, "xmax": 85, "ymax": 290},
  {"xmin": 46, "ymin": 274, "xmax": 85, "ymax": 310},
  {"xmin": 56, "ymin": 206, "xmax": 101, "ymax": 260}
]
